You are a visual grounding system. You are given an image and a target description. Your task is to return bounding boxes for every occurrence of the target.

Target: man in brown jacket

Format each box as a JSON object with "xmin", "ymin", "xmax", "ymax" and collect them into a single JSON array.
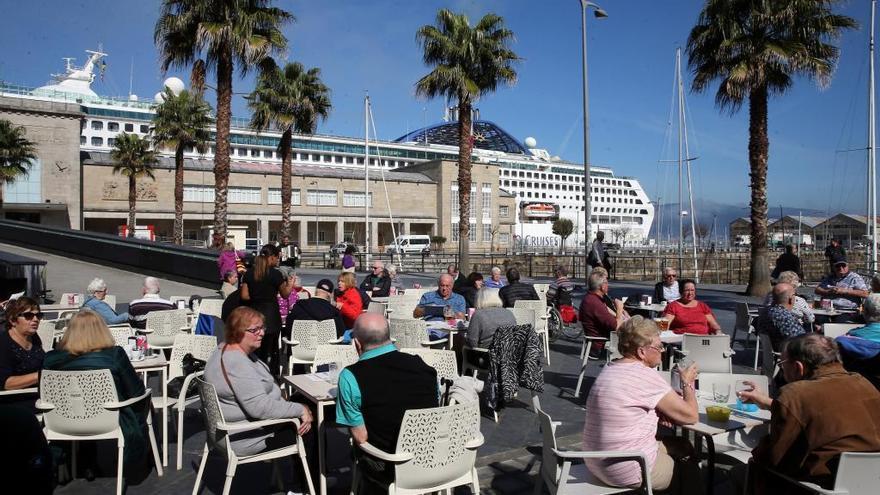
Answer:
[{"xmin": 739, "ymin": 334, "xmax": 880, "ymax": 491}]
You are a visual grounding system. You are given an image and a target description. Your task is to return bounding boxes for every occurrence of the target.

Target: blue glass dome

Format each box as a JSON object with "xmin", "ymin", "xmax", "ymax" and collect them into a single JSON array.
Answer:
[{"xmin": 394, "ymin": 120, "xmax": 529, "ymax": 154}]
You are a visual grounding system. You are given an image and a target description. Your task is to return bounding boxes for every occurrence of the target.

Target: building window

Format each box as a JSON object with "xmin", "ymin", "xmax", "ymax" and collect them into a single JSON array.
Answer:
[
  {"xmin": 108, "ymin": 138, "xmax": 117, "ymax": 147},
  {"xmin": 183, "ymin": 185, "xmax": 214, "ymax": 202},
  {"xmin": 124, "ymin": 123, "xmax": 134, "ymax": 132},
  {"xmin": 469, "ymin": 183, "xmax": 476, "ymax": 218},
  {"xmin": 3, "ymin": 159, "xmax": 41, "ymax": 203},
  {"xmin": 263, "ymin": 150, "xmax": 273, "ymax": 158},
  {"xmin": 451, "ymin": 223, "xmax": 459, "ymax": 242},
  {"xmin": 251, "ymin": 149, "xmax": 260, "ymax": 157},
  {"xmin": 91, "ymin": 121, "xmax": 103, "ymax": 131},
  {"xmin": 469, "ymin": 223, "xmax": 476, "ymax": 242},
  {"xmin": 307, "ymin": 189, "xmax": 337, "ymax": 206},
  {"xmin": 91, "ymin": 137, "xmax": 103, "ymax": 146},
  {"xmin": 499, "ymin": 233, "xmax": 510, "ymax": 244},
  {"xmin": 268, "ymin": 188, "xmax": 301, "ymax": 205},
  {"xmin": 343, "ymin": 191, "xmax": 373, "ymax": 207},
  {"xmin": 228, "ymin": 187, "xmax": 262, "ymax": 204},
  {"xmin": 80, "ymin": 136, "xmax": 86, "ymax": 145},
  {"xmin": 140, "ymin": 124, "xmax": 149, "ymax": 133},
  {"xmin": 481, "ymin": 183, "xmax": 492, "ymax": 220},
  {"xmin": 451, "ymin": 182, "xmax": 459, "ymax": 219},
  {"xmin": 482, "ymin": 224, "xmax": 492, "ymax": 242},
  {"xmin": 108, "ymin": 122, "xmax": 119, "ymax": 132}
]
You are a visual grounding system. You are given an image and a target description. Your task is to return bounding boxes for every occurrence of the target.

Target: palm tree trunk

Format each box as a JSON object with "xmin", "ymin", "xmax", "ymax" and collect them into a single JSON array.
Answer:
[
  {"xmin": 280, "ymin": 129, "xmax": 292, "ymax": 237},
  {"xmin": 457, "ymin": 98, "xmax": 474, "ymax": 273},
  {"xmin": 746, "ymin": 85, "xmax": 771, "ymax": 297},
  {"xmin": 212, "ymin": 47, "xmax": 232, "ymax": 246},
  {"xmin": 174, "ymin": 145, "xmax": 185, "ymax": 245},
  {"xmin": 128, "ymin": 175, "xmax": 137, "ymax": 237}
]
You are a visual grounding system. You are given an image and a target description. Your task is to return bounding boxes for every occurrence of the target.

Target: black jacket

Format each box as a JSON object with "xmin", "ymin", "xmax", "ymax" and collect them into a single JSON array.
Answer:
[
  {"xmin": 499, "ymin": 282, "xmax": 540, "ymax": 308},
  {"xmin": 360, "ymin": 271, "xmax": 392, "ymax": 298},
  {"xmin": 772, "ymin": 252, "xmax": 803, "ymax": 279},
  {"xmin": 284, "ymin": 297, "xmax": 346, "ymax": 338}
]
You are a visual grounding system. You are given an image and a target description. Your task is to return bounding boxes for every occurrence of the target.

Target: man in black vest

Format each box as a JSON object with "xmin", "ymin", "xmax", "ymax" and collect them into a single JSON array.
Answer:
[
  {"xmin": 283, "ymin": 278, "xmax": 346, "ymax": 338},
  {"xmin": 336, "ymin": 313, "xmax": 438, "ymax": 485}
]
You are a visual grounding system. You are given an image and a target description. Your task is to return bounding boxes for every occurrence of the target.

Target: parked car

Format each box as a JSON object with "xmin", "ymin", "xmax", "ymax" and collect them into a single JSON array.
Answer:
[{"xmin": 329, "ymin": 242, "xmax": 359, "ymax": 256}]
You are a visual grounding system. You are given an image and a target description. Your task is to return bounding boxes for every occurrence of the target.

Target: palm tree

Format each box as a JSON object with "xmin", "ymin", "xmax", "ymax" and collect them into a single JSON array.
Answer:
[
  {"xmin": 416, "ymin": 9, "xmax": 519, "ymax": 272},
  {"xmin": 248, "ymin": 59, "xmax": 331, "ymax": 238},
  {"xmin": 155, "ymin": 0, "xmax": 293, "ymax": 247},
  {"xmin": 687, "ymin": 0, "xmax": 855, "ymax": 296},
  {"xmin": 111, "ymin": 133, "xmax": 158, "ymax": 237},
  {"xmin": 152, "ymin": 88, "xmax": 213, "ymax": 245},
  {"xmin": 0, "ymin": 119, "xmax": 37, "ymax": 206}
]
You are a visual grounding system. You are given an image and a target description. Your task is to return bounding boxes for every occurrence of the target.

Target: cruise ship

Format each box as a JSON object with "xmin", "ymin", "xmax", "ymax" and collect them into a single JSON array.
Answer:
[{"xmin": 1, "ymin": 49, "xmax": 654, "ymax": 248}]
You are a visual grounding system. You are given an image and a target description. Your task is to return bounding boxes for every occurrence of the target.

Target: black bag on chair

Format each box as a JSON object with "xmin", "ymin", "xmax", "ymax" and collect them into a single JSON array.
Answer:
[{"xmin": 166, "ymin": 353, "xmax": 207, "ymax": 399}]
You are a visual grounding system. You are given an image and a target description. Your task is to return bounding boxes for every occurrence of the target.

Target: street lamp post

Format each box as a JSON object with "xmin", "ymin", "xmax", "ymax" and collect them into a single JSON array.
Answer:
[
  {"xmin": 580, "ymin": 0, "xmax": 607, "ymax": 279},
  {"xmin": 309, "ymin": 180, "xmax": 318, "ymax": 251}
]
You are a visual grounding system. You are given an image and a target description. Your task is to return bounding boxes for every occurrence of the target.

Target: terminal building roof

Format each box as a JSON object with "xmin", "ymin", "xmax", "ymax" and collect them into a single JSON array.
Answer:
[{"xmin": 394, "ymin": 120, "xmax": 530, "ymax": 155}]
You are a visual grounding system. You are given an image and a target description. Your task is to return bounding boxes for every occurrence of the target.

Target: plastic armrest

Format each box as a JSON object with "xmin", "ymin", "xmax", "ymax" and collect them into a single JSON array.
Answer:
[
  {"xmin": 763, "ymin": 466, "xmax": 846, "ymax": 494},
  {"xmin": 35, "ymin": 399, "xmax": 56, "ymax": 411},
  {"xmin": 175, "ymin": 371, "xmax": 205, "ymax": 404},
  {"xmin": 424, "ymin": 338, "xmax": 448, "ymax": 346},
  {"xmin": 357, "ymin": 441, "xmax": 414, "ymax": 463},
  {"xmin": 583, "ymin": 336, "xmax": 608, "ymax": 342},
  {"xmin": 0, "ymin": 387, "xmax": 38, "ymax": 396},
  {"xmin": 219, "ymin": 417, "xmax": 300, "ymax": 432},
  {"xmin": 674, "ymin": 349, "xmax": 690, "ymax": 356},
  {"xmin": 465, "ymin": 346, "xmax": 490, "ymax": 353},
  {"xmin": 138, "ymin": 328, "xmax": 155, "ymax": 334},
  {"xmin": 554, "ymin": 449, "xmax": 646, "ymax": 462},
  {"xmin": 104, "ymin": 388, "xmax": 152, "ymax": 410},
  {"xmin": 281, "ymin": 337, "xmax": 300, "ymax": 347},
  {"xmin": 327, "ymin": 337, "xmax": 344, "ymax": 344},
  {"xmin": 723, "ymin": 350, "xmax": 736, "ymax": 357},
  {"xmin": 465, "ymin": 433, "xmax": 485, "ymax": 449}
]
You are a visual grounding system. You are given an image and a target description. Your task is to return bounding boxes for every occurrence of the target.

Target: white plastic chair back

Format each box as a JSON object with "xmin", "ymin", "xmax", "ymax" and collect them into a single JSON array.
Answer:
[
  {"xmin": 514, "ymin": 300, "xmax": 547, "ymax": 332},
  {"xmin": 195, "ymin": 378, "xmax": 229, "ymax": 453},
  {"xmin": 403, "ymin": 288, "xmax": 429, "ymax": 298},
  {"xmin": 389, "ymin": 318, "xmax": 428, "ymax": 349},
  {"xmin": 108, "ymin": 325, "xmax": 134, "ymax": 347},
  {"xmin": 298, "ymin": 286, "xmax": 315, "ymax": 299},
  {"xmin": 40, "ymin": 369, "xmax": 119, "ymax": 436},
  {"xmin": 290, "ymin": 319, "xmax": 338, "ymax": 362},
  {"xmin": 533, "ymin": 283, "xmax": 550, "ymax": 304},
  {"xmin": 103, "ymin": 294, "xmax": 117, "ymax": 311},
  {"xmin": 387, "ymin": 297, "xmax": 420, "ymax": 318},
  {"xmin": 168, "ymin": 296, "xmax": 189, "ymax": 309},
  {"xmin": 607, "ymin": 331, "xmax": 623, "ymax": 362},
  {"xmin": 829, "ymin": 452, "xmax": 880, "ymax": 495},
  {"xmin": 168, "ymin": 333, "xmax": 217, "ymax": 380},
  {"xmin": 509, "ymin": 307, "xmax": 537, "ymax": 331},
  {"xmin": 37, "ymin": 319, "xmax": 57, "ymax": 351},
  {"xmin": 681, "ymin": 333, "xmax": 733, "ymax": 373},
  {"xmin": 758, "ymin": 332, "xmax": 779, "ymax": 382},
  {"xmin": 145, "ymin": 309, "xmax": 189, "ymax": 348},
  {"xmin": 734, "ymin": 303, "xmax": 753, "ymax": 334},
  {"xmin": 311, "ymin": 344, "xmax": 358, "ymax": 371},
  {"xmin": 538, "ymin": 408, "xmax": 563, "ymax": 487},
  {"xmin": 366, "ymin": 301, "xmax": 387, "ymax": 316},
  {"xmin": 393, "ymin": 403, "xmax": 481, "ymax": 491},
  {"xmin": 823, "ymin": 323, "xmax": 862, "ymax": 339},
  {"xmin": 697, "ymin": 373, "xmax": 769, "ymax": 398},
  {"xmin": 402, "ymin": 348, "xmax": 458, "ymax": 381},
  {"xmin": 197, "ymin": 299, "xmax": 224, "ymax": 318}
]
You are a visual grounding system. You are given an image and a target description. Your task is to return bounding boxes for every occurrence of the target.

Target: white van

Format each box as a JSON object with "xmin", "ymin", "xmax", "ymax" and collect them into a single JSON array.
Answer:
[{"xmin": 386, "ymin": 235, "xmax": 431, "ymax": 255}]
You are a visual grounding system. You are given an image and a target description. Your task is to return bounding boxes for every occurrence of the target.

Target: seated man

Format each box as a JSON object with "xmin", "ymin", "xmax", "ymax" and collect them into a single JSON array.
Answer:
[
  {"xmin": 578, "ymin": 271, "xmax": 624, "ymax": 357},
  {"xmin": 360, "ymin": 260, "xmax": 392, "ymax": 298},
  {"xmin": 545, "ymin": 265, "xmax": 574, "ymax": 308},
  {"xmin": 653, "ymin": 267, "xmax": 681, "ymax": 303},
  {"xmin": 336, "ymin": 313, "xmax": 439, "ymax": 486},
  {"xmin": 128, "ymin": 276, "xmax": 175, "ymax": 329},
  {"xmin": 413, "ymin": 274, "xmax": 466, "ymax": 321},
  {"xmin": 756, "ymin": 283, "xmax": 805, "ymax": 350},
  {"xmin": 498, "ymin": 267, "xmax": 539, "ymax": 308},
  {"xmin": 739, "ymin": 334, "xmax": 880, "ymax": 491},
  {"xmin": 815, "ymin": 259, "xmax": 869, "ymax": 321},
  {"xmin": 284, "ymin": 278, "xmax": 346, "ymax": 338},
  {"xmin": 484, "ymin": 266, "xmax": 506, "ymax": 289}
]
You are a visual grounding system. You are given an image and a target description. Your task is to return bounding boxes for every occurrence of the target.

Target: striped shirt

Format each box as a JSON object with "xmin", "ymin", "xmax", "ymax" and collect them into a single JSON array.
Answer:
[{"xmin": 582, "ymin": 361, "xmax": 671, "ymax": 487}]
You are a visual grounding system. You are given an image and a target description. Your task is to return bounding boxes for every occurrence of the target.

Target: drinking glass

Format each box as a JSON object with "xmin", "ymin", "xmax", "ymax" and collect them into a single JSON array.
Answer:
[
  {"xmin": 327, "ymin": 362, "xmax": 339, "ymax": 385},
  {"xmin": 735, "ymin": 380, "xmax": 750, "ymax": 408},
  {"xmin": 712, "ymin": 383, "xmax": 731, "ymax": 404}
]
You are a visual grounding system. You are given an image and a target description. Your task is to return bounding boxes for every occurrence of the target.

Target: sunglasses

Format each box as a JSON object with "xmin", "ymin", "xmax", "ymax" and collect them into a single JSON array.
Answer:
[
  {"xmin": 245, "ymin": 325, "xmax": 265, "ymax": 335},
  {"xmin": 19, "ymin": 311, "xmax": 45, "ymax": 320}
]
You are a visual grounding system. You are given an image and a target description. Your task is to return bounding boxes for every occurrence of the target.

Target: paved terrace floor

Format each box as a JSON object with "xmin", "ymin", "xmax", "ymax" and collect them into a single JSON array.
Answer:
[{"xmin": 1, "ymin": 242, "xmax": 772, "ymax": 494}]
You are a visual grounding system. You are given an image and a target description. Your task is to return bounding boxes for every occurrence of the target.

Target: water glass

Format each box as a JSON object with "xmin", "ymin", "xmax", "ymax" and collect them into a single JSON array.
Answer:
[
  {"xmin": 735, "ymin": 380, "xmax": 750, "ymax": 408},
  {"xmin": 327, "ymin": 362, "xmax": 339, "ymax": 385},
  {"xmin": 713, "ymin": 383, "xmax": 731, "ymax": 404}
]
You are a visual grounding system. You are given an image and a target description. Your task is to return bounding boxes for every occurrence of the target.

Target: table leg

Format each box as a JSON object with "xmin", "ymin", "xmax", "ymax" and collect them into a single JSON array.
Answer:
[
  {"xmin": 318, "ymin": 402, "xmax": 327, "ymax": 495},
  {"xmin": 162, "ymin": 367, "xmax": 168, "ymax": 467}
]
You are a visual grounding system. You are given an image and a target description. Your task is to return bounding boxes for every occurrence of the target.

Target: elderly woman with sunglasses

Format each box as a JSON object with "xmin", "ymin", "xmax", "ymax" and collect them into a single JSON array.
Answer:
[
  {"xmin": 0, "ymin": 297, "xmax": 46, "ymax": 392},
  {"xmin": 204, "ymin": 306, "xmax": 313, "ymax": 458},
  {"xmin": 582, "ymin": 316, "xmax": 701, "ymax": 493}
]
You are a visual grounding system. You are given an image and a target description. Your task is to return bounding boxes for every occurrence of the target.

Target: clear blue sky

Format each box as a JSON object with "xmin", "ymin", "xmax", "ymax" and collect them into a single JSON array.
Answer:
[{"xmin": 0, "ymin": 0, "xmax": 874, "ymax": 214}]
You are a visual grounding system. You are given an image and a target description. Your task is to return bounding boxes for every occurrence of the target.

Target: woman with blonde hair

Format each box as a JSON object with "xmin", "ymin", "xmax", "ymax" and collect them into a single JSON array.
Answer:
[
  {"xmin": 43, "ymin": 310, "xmax": 150, "ymax": 466},
  {"xmin": 335, "ymin": 271, "xmax": 363, "ymax": 329},
  {"xmin": 582, "ymin": 316, "xmax": 702, "ymax": 493},
  {"xmin": 465, "ymin": 288, "xmax": 515, "ymax": 348}
]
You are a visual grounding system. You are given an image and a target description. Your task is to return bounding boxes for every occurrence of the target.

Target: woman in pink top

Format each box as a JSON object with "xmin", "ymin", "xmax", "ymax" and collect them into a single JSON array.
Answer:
[
  {"xmin": 582, "ymin": 316, "xmax": 700, "ymax": 492},
  {"xmin": 661, "ymin": 279, "xmax": 722, "ymax": 335},
  {"xmin": 275, "ymin": 266, "xmax": 299, "ymax": 325}
]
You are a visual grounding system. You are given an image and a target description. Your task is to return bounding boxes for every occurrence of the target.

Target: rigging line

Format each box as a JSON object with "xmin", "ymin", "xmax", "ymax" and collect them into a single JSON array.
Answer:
[
  {"xmin": 829, "ymin": 46, "xmax": 869, "ymax": 215},
  {"xmin": 367, "ymin": 101, "xmax": 399, "ymax": 249}
]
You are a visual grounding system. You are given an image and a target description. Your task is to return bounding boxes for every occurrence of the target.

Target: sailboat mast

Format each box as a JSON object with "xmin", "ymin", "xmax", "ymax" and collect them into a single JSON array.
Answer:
[
  {"xmin": 676, "ymin": 48, "xmax": 684, "ymax": 270},
  {"xmin": 365, "ymin": 95, "xmax": 371, "ymax": 266},
  {"xmin": 678, "ymin": 47, "xmax": 699, "ymax": 282},
  {"xmin": 870, "ymin": 0, "xmax": 877, "ymax": 272}
]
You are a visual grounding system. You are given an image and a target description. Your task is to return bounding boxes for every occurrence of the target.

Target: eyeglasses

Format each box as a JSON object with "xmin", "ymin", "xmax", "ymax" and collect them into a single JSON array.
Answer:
[
  {"xmin": 372, "ymin": 266, "xmax": 382, "ymax": 270},
  {"xmin": 19, "ymin": 311, "xmax": 45, "ymax": 320},
  {"xmin": 645, "ymin": 344, "xmax": 665, "ymax": 353},
  {"xmin": 245, "ymin": 325, "xmax": 265, "ymax": 335},
  {"xmin": 664, "ymin": 274, "xmax": 677, "ymax": 278}
]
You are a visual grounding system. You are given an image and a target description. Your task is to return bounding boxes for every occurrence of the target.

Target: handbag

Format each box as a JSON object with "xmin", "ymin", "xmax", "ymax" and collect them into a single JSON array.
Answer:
[{"xmin": 167, "ymin": 353, "xmax": 207, "ymax": 399}]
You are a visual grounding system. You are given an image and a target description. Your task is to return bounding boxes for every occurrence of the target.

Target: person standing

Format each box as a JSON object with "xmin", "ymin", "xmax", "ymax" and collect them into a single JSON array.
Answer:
[
  {"xmin": 772, "ymin": 244, "xmax": 803, "ymax": 280},
  {"xmin": 824, "ymin": 238, "xmax": 846, "ymax": 271},
  {"xmin": 240, "ymin": 244, "xmax": 291, "ymax": 373},
  {"xmin": 588, "ymin": 231, "xmax": 611, "ymax": 271},
  {"xmin": 341, "ymin": 245, "xmax": 357, "ymax": 273}
]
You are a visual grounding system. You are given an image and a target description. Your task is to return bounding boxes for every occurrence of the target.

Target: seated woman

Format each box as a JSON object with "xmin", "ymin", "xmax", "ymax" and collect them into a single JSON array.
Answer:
[
  {"xmin": 466, "ymin": 288, "xmax": 516, "ymax": 348},
  {"xmin": 583, "ymin": 316, "xmax": 701, "ymax": 493},
  {"xmin": 456, "ymin": 272, "xmax": 484, "ymax": 309},
  {"xmin": 43, "ymin": 310, "xmax": 149, "ymax": 466},
  {"xmin": 661, "ymin": 279, "xmax": 721, "ymax": 335},
  {"xmin": 204, "ymin": 306, "xmax": 312, "ymax": 458},
  {"xmin": 386, "ymin": 263, "xmax": 405, "ymax": 294},
  {"xmin": 846, "ymin": 293, "xmax": 880, "ymax": 343},
  {"xmin": 763, "ymin": 270, "xmax": 815, "ymax": 330},
  {"xmin": 0, "ymin": 297, "xmax": 46, "ymax": 395},
  {"xmin": 220, "ymin": 270, "xmax": 238, "ymax": 299},
  {"xmin": 335, "ymin": 272, "xmax": 363, "ymax": 329},
  {"xmin": 82, "ymin": 278, "xmax": 130, "ymax": 325}
]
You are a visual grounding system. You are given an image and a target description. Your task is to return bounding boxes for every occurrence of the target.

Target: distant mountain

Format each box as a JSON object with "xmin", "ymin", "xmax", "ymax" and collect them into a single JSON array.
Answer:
[{"xmin": 649, "ymin": 199, "xmax": 831, "ymax": 241}]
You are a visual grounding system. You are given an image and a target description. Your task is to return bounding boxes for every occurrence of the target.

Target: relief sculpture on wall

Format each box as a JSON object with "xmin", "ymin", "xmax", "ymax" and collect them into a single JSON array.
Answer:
[{"xmin": 102, "ymin": 181, "xmax": 157, "ymax": 201}]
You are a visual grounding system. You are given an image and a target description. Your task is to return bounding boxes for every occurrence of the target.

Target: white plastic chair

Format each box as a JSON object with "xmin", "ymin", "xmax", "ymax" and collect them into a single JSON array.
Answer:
[
  {"xmin": 389, "ymin": 318, "xmax": 445, "ymax": 349},
  {"xmin": 533, "ymin": 283, "xmax": 550, "ymax": 305},
  {"xmin": 732, "ymin": 302, "xmax": 755, "ymax": 351},
  {"xmin": 534, "ymin": 408, "xmax": 653, "ymax": 495},
  {"xmin": 823, "ymin": 323, "xmax": 862, "ymax": 339},
  {"xmin": 758, "ymin": 332, "xmax": 781, "ymax": 387},
  {"xmin": 756, "ymin": 452, "xmax": 880, "ymax": 495},
  {"xmin": 37, "ymin": 319, "xmax": 57, "ymax": 351},
  {"xmin": 366, "ymin": 301, "xmax": 387, "ymax": 316},
  {"xmin": 37, "ymin": 369, "xmax": 163, "ymax": 495},
  {"xmin": 281, "ymin": 319, "xmax": 339, "ymax": 374},
  {"xmin": 197, "ymin": 298, "xmax": 224, "ymax": 319},
  {"xmin": 514, "ymin": 300, "xmax": 551, "ymax": 364},
  {"xmin": 675, "ymin": 333, "xmax": 734, "ymax": 373},
  {"xmin": 103, "ymin": 294, "xmax": 118, "ymax": 311},
  {"xmin": 107, "ymin": 325, "xmax": 134, "ymax": 347},
  {"xmin": 573, "ymin": 333, "xmax": 611, "ymax": 398},
  {"xmin": 192, "ymin": 378, "xmax": 314, "ymax": 495},
  {"xmin": 351, "ymin": 403, "xmax": 483, "ymax": 495},
  {"xmin": 386, "ymin": 297, "xmax": 421, "ymax": 318},
  {"xmin": 401, "ymin": 348, "xmax": 459, "ymax": 382},
  {"xmin": 310, "ymin": 344, "xmax": 358, "ymax": 373},
  {"xmin": 143, "ymin": 309, "xmax": 190, "ymax": 350}
]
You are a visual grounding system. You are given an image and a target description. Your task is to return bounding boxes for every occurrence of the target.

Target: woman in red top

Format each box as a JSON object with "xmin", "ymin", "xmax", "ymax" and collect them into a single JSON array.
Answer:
[
  {"xmin": 335, "ymin": 271, "xmax": 363, "ymax": 329},
  {"xmin": 661, "ymin": 279, "xmax": 721, "ymax": 335}
]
